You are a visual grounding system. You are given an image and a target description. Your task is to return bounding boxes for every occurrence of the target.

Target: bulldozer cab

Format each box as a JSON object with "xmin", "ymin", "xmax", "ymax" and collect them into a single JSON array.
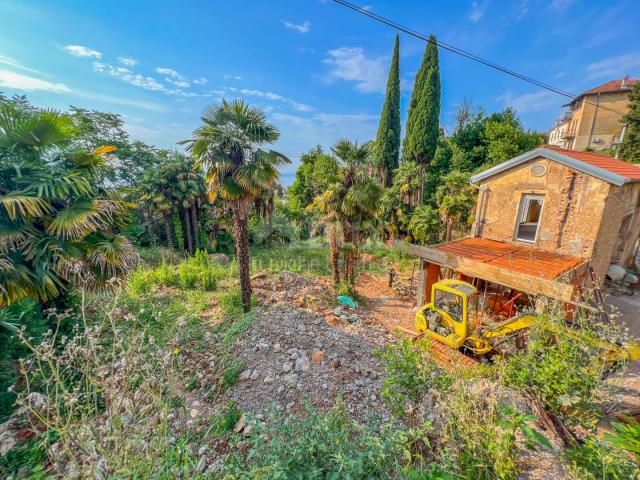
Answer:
[{"xmin": 416, "ymin": 279, "xmax": 478, "ymax": 348}]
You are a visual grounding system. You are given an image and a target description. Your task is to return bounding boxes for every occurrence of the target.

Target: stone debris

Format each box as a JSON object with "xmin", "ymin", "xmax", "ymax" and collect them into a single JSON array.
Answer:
[
  {"xmin": 251, "ymin": 271, "xmax": 333, "ymax": 313},
  {"xmin": 225, "ymin": 305, "xmax": 395, "ymax": 420}
]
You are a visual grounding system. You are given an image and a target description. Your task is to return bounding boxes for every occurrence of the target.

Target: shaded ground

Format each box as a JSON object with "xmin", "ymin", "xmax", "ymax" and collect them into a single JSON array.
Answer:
[{"xmin": 356, "ymin": 271, "xmax": 417, "ymax": 332}]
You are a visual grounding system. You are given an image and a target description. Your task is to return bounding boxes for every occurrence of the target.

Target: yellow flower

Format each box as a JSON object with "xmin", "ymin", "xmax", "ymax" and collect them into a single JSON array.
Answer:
[{"xmin": 172, "ymin": 347, "xmax": 181, "ymax": 355}]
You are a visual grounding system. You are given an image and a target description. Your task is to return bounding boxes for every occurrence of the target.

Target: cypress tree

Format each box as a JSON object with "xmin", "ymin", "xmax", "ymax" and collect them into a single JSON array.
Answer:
[
  {"xmin": 402, "ymin": 34, "xmax": 441, "ymax": 167},
  {"xmin": 374, "ymin": 34, "xmax": 401, "ymax": 187},
  {"xmin": 619, "ymin": 80, "xmax": 640, "ymax": 163}
]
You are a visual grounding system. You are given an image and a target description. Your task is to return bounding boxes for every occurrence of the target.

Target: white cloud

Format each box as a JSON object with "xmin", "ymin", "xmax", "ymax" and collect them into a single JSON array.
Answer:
[
  {"xmin": 156, "ymin": 67, "xmax": 185, "ymax": 80},
  {"xmin": 94, "ymin": 61, "xmax": 166, "ymax": 92},
  {"xmin": 468, "ymin": 1, "xmax": 490, "ymax": 22},
  {"xmin": 193, "ymin": 77, "xmax": 208, "ymax": 85},
  {"xmin": 166, "ymin": 78, "xmax": 190, "ymax": 88},
  {"xmin": 223, "ymin": 74, "xmax": 242, "ymax": 81},
  {"xmin": 0, "ymin": 54, "xmax": 40, "ymax": 74},
  {"xmin": 323, "ymin": 47, "xmax": 387, "ymax": 93},
  {"xmin": 282, "ymin": 20, "xmax": 311, "ymax": 33},
  {"xmin": 226, "ymin": 86, "xmax": 313, "ymax": 111},
  {"xmin": 0, "ymin": 69, "xmax": 70, "ymax": 93},
  {"xmin": 118, "ymin": 56, "xmax": 138, "ymax": 67},
  {"xmin": 497, "ymin": 90, "xmax": 558, "ymax": 113},
  {"xmin": 586, "ymin": 52, "xmax": 640, "ymax": 80},
  {"xmin": 64, "ymin": 44, "xmax": 102, "ymax": 59}
]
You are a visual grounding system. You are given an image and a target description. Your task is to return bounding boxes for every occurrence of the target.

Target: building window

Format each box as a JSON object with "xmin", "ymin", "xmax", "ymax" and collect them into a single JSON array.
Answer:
[{"xmin": 515, "ymin": 194, "xmax": 544, "ymax": 242}]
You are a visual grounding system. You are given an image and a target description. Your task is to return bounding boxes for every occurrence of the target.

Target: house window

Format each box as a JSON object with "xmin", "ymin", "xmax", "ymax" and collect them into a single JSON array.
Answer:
[{"xmin": 515, "ymin": 194, "xmax": 544, "ymax": 242}]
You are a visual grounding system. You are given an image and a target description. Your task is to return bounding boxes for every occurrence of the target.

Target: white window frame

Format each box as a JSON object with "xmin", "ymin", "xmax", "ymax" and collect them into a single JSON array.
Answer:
[{"xmin": 514, "ymin": 194, "xmax": 545, "ymax": 243}]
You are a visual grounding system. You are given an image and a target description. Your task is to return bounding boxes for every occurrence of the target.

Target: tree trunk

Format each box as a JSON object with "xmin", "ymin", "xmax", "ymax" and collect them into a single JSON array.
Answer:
[
  {"xmin": 328, "ymin": 224, "xmax": 341, "ymax": 286},
  {"xmin": 342, "ymin": 220, "xmax": 355, "ymax": 287},
  {"xmin": 183, "ymin": 207, "xmax": 193, "ymax": 254},
  {"xmin": 163, "ymin": 211, "xmax": 174, "ymax": 250},
  {"xmin": 232, "ymin": 200, "xmax": 252, "ymax": 313},
  {"xmin": 190, "ymin": 205, "xmax": 199, "ymax": 251},
  {"xmin": 445, "ymin": 218, "xmax": 454, "ymax": 243},
  {"xmin": 267, "ymin": 207, "xmax": 273, "ymax": 241},
  {"xmin": 143, "ymin": 208, "xmax": 157, "ymax": 246}
]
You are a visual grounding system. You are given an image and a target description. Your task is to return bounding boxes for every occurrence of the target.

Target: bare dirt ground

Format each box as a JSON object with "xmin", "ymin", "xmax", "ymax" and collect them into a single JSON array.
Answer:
[{"xmin": 355, "ymin": 271, "xmax": 417, "ymax": 332}]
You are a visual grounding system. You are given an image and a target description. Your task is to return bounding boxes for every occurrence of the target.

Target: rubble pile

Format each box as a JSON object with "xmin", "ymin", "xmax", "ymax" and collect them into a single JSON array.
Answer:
[
  {"xmin": 225, "ymin": 306, "xmax": 395, "ymax": 420},
  {"xmin": 251, "ymin": 271, "xmax": 333, "ymax": 312}
]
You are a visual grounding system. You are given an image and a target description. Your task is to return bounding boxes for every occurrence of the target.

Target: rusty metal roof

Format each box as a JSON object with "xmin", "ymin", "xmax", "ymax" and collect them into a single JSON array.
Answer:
[{"xmin": 432, "ymin": 238, "xmax": 584, "ymax": 280}]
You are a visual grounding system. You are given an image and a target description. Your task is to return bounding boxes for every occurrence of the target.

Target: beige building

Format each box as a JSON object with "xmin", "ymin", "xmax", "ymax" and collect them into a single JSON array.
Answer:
[
  {"xmin": 409, "ymin": 146, "xmax": 640, "ymax": 307},
  {"xmin": 548, "ymin": 77, "xmax": 638, "ymax": 152},
  {"xmin": 470, "ymin": 145, "xmax": 640, "ymax": 283}
]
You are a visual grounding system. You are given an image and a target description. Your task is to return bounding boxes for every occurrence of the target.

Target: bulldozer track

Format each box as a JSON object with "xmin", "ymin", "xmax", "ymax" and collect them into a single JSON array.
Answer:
[{"xmin": 395, "ymin": 326, "xmax": 480, "ymax": 369}]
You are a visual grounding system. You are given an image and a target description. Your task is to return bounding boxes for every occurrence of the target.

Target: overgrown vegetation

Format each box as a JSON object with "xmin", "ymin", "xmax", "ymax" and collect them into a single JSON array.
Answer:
[{"xmin": 1, "ymin": 29, "xmax": 638, "ymax": 479}]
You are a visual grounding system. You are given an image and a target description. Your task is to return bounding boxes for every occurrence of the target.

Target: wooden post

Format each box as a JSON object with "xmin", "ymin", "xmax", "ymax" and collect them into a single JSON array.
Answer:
[
  {"xmin": 417, "ymin": 260, "xmax": 427, "ymax": 307},
  {"xmin": 425, "ymin": 262, "xmax": 441, "ymax": 304}
]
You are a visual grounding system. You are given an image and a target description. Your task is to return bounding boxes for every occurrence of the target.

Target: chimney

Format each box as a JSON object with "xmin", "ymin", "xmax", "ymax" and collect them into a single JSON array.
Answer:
[{"xmin": 622, "ymin": 75, "xmax": 629, "ymax": 87}]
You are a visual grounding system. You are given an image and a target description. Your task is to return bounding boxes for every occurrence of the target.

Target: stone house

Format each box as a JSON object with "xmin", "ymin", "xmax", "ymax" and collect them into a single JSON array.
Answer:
[
  {"xmin": 470, "ymin": 145, "xmax": 640, "ymax": 284},
  {"xmin": 408, "ymin": 145, "xmax": 640, "ymax": 307},
  {"xmin": 548, "ymin": 77, "xmax": 638, "ymax": 152}
]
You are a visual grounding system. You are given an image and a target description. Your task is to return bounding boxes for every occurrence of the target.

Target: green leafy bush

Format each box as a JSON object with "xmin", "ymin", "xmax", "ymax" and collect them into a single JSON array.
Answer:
[
  {"xmin": 221, "ymin": 402, "xmax": 438, "ymax": 478},
  {"xmin": 437, "ymin": 382, "xmax": 547, "ymax": 480},
  {"xmin": 376, "ymin": 338, "xmax": 452, "ymax": 417},
  {"xmin": 154, "ymin": 262, "xmax": 179, "ymax": 287},
  {"xmin": 177, "ymin": 262, "xmax": 199, "ymax": 289},
  {"xmin": 604, "ymin": 417, "xmax": 640, "ymax": 461},
  {"xmin": 501, "ymin": 315, "xmax": 615, "ymax": 424},
  {"xmin": 564, "ymin": 436, "xmax": 639, "ymax": 480},
  {"xmin": 128, "ymin": 268, "xmax": 155, "ymax": 295}
]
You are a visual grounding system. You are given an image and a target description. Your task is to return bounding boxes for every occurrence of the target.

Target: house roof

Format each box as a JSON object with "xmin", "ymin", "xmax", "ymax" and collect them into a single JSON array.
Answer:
[
  {"xmin": 470, "ymin": 145, "xmax": 640, "ymax": 187},
  {"xmin": 432, "ymin": 238, "xmax": 583, "ymax": 280},
  {"xmin": 576, "ymin": 78, "xmax": 638, "ymax": 98}
]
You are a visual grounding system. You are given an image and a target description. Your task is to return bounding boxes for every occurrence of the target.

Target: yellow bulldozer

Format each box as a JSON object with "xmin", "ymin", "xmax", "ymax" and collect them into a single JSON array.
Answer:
[{"xmin": 415, "ymin": 279, "xmax": 640, "ymax": 364}]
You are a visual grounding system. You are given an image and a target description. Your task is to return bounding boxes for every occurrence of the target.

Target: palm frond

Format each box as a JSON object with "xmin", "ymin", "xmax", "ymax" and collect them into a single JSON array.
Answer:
[{"xmin": 0, "ymin": 194, "xmax": 51, "ymax": 220}]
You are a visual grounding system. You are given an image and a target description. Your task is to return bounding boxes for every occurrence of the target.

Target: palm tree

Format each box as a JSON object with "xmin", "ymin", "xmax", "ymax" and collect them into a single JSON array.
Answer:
[
  {"xmin": 181, "ymin": 100, "xmax": 289, "ymax": 312},
  {"xmin": 436, "ymin": 171, "xmax": 476, "ymax": 242},
  {"xmin": 0, "ymin": 103, "xmax": 137, "ymax": 306},
  {"xmin": 313, "ymin": 140, "xmax": 382, "ymax": 287}
]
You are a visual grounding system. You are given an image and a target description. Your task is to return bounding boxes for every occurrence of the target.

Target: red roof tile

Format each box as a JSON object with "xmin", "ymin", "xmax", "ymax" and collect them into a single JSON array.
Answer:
[
  {"xmin": 577, "ymin": 78, "xmax": 638, "ymax": 97},
  {"xmin": 544, "ymin": 145, "xmax": 640, "ymax": 181}
]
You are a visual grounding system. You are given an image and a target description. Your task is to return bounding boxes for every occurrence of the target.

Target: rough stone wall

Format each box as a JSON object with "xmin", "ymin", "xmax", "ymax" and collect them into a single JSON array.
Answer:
[
  {"xmin": 604, "ymin": 183, "xmax": 640, "ymax": 271},
  {"xmin": 476, "ymin": 156, "xmax": 611, "ymax": 259}
]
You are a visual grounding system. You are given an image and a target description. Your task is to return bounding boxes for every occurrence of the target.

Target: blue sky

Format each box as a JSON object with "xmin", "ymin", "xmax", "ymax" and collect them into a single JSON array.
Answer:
[{"xmin": 1, "ymin": 0, "xmax": 639, "ymax": 185}]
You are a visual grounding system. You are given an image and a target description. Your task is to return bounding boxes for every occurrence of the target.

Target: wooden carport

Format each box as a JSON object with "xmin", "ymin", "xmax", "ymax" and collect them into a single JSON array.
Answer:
[{"xmin": 406, "ymin": 238, "xmax": 588, "ymax": 306}]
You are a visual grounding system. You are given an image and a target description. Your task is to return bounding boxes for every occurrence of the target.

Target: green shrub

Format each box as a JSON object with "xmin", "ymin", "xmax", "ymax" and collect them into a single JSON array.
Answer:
[
  {"xmin": 154, "ymin": 262, "xmax": 178, "ymax": 287},
  {"xmin": 437, "ymin": 383, "xmax": 548, "ymax": 480},
  {"xmin": 128, "ymin": 268, "xmax": 155, "ymax": 295},
  {"xmin": 220, "ymin": 402, "xmax": 438, "ymax": 478},
  {"xmin": 177, "ymin": 262, "xmax": 199, "ymax": 290},
  {"xmin": 604, "ymin": 417, "xmax": 640, "ymax": 461},
  {"xmin": 564, "ymin": 436, "xmax": 639, "ymax": 480},
  {"xmin": 193, "ymin": 249, "xmax": 209, "ymax": 267},
  {"xmin": 501, "ymin": 315, "xmax": 615, "ymax": 425},
  {"xmin": 201, "ymin": 268, "xmax": 217, "ymax": 291},
  {"xmin": 376, "ymin": 338, "xmax": 452, "ymax": 417},
  {"xmin": 0, "ymin": 301, "xmax": 47, "ymax": 422}
]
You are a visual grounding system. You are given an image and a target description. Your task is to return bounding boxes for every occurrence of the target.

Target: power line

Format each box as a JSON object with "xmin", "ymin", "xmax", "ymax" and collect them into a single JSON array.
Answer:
[{"xmin": 331, "ymin": 0, "xmax": 629, "ymax": 118}]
